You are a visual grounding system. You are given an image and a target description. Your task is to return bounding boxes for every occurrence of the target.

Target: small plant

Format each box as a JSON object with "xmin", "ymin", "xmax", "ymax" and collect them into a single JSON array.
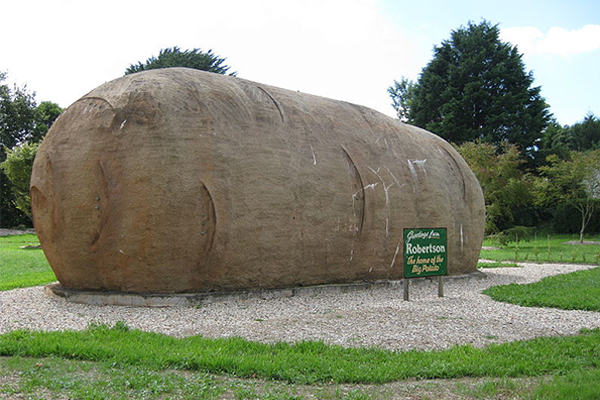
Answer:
[
  {"xmin": 534, "ymin": 247, "xmax": 540, "ymax": 262},
  {"xmin": 488, "ymin": 226, "xmax": 535, "ymax": 247},
  {"xmin": 460, "ymin": 378, "xmax": 522, "ymax": 400},
  {"xmin": 114, "ymin": 321, "xmax": 130, "ymax": 332},
  {"xmin": 344, "ymin": 389, "xmax": 374, "ymax": 400}
]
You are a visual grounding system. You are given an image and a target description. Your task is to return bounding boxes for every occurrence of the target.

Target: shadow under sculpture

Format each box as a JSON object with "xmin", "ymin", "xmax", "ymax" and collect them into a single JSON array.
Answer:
[{"xmin": 31, "ymin": 68, "xmax": 485, "ymax": 294}]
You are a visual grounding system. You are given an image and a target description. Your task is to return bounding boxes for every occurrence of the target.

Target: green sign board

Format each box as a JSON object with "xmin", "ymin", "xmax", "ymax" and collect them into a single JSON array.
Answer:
[{"xmin": 403, "ymin": 228, "xmax": 447, "ymax": 278}]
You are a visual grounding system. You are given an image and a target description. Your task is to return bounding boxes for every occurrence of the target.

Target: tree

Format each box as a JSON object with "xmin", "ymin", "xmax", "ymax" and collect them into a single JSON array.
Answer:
[
  {"xmin": 0, "ymin": 142, "xmax": 39, "ymax": 219},
  {"xmin": 125, "ymin": 47, "xmax": 235, "ymax": 76},
  {"xmin": 532, "ymin": 118, "xmax": 571, "ymax": 169},
  {"xmin": 0, "ymin": 72, "xmax": 37, "ymax": 150},
  {"xmin": 387, "ymin": 77, "xmax": 416, "ymax": 122},
  {"xmin": 455, "ymin": 141, "xmax": 534, "ymax": 234},
  {"xmin": 1, "ymin": 71, "xmax": 37, "ymax": 227},
  {"xmin": 32, "ymin": 101, "xmax": 63, "ymax": 143},
  {"xmin": 0, "ymin": 71, "xmax": 61, "ymax": 227},
  {"xmin": 534, "ymin": 150, "xmax": 600, "ymax": 243},
  {"xmin": 394, "ymin": 21, "xmax": 550, "ymax": 157},
  {"xmin": 568, "ymin": 112, "xmax": 600, "ymax": 152}
]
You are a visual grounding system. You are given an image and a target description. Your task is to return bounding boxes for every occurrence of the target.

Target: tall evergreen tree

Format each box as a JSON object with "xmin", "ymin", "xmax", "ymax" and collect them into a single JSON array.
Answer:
[
  {"xmin": 568, "ymin": 112, "xmax": 600, "ymax": 152},
  {"xmin": 125, "ymin": 47, "xmax": 235, "ymax": 76},
  {"xmin": 534, "ymin": 113, "xmax": 600, "ymax": 170},
  {"xmin": 394, "ymin": 21, "xmax": 550, "ymax": 157}
]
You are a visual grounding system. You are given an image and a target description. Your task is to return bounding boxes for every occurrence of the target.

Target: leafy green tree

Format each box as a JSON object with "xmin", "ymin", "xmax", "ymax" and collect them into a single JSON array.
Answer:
[
  {"xmin": 0, "ymin": 71, "xmax": 61, "ymax": 227},
  {"xmin": 1, "ymin": 72, "xmax": 37, "ymax": 227},
  {"xmin": 125, "ymin": 47, "xmax": 235, "ymax": 76},
  {"xmin": 395, "ymin": 21, "xmax": 550, "ymax": 157},
  {"xmin": 456, "ymin": 141, "xmax": 534, "ymax": 234},
  {"xmin": 0, "ymin": 72, "xmax": 37, "ymax": 150},
  {"xmin": 0, "ymin": 142, "xmax": 39, "ymax": 219},
  {"xmin": 534, "ymin": 150, "xmax": 600, "ymax": 243},
  {"xmin": 387, "ymin": 77, "xmax": 417, "ymax": 121},
  {"xmin": 32, "ymin": 101, "xmax": 62, "ymax": 143}
]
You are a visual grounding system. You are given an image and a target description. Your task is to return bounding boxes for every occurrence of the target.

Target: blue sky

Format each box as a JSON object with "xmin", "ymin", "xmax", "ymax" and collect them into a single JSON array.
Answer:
[{"xmin": 3, "ymin": 0, "xmax": 599, "ymax": 126}]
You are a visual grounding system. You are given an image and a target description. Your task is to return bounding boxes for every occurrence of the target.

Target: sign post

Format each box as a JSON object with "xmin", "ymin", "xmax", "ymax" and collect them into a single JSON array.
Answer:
[{"xmin": 403, "ymin": 227, "xmax": 447, "ymax": 301}]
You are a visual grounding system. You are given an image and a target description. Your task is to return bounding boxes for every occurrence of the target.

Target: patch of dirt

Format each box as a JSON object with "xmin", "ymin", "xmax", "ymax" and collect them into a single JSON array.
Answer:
[
  {"xmin": 563, "ymin": 241, "xmax": 600, "ymax": 245},
  {"xmin": 0, "ymin": 228, "xmax": 35, "ymax": 237},
  {"xmin": 482, "ymin": 246, "xmax": 502, "ymax": 250},
  {"xmin": 19, "ymin": 245, "xmax": 42, "ymax": 249},
  {"xmin": 0, "ymin": 370, "xmax": 22, "ymax": 399}
]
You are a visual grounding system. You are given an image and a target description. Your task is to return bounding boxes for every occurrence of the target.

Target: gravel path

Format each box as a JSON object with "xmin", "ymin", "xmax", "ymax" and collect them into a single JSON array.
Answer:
[{"xmin": 1, "ymin": 263, "xmax": 599, "ymax": 351}]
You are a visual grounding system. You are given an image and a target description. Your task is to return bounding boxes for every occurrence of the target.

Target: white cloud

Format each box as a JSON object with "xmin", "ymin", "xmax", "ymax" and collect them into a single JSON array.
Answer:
[
  {"xmin": 501, "ymin": 24, "xmax": 600, "ymax": 56},
  {"xmin": 201, "ymin": 0, "xmax": 420, "ymax": 117}
]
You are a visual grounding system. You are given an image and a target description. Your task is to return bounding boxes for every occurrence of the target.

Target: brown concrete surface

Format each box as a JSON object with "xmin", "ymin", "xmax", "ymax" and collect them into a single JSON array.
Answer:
[{"xmin": 31, "ymin": 68, "xmax": 485, "ymax": 293}]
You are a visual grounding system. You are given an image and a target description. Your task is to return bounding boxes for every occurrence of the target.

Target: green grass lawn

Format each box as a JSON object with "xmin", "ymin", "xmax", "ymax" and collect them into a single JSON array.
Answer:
[
  {"xmin": 480, "ymin": 234, "xmax": 600, "ymax": 264},
  {"xmin": 484, "ymin": 266, "xmax": 600, "ymax": 311},
  {"xmin": 0, "ymin": 324, "xmax": 599, "ymax": 399},
  {"xmin": 2, "ymin": 323, "xmax": 600, "ymax": 384},
  {"xmin": 0, "ymin": 355, "xmax": 538, "ymax": 400},
  {"xmin": 0, "ymin": 234, "xmax": 55, "ymax": 291}
]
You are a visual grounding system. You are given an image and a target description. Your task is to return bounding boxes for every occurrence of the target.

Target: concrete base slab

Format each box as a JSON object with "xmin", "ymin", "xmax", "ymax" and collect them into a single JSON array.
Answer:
[{"xmin": 44, "ymin": 271, "xmax": 487, "ymax": 307}]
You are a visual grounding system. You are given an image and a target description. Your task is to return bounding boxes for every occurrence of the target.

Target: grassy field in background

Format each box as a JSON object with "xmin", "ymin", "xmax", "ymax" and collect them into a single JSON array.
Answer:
[
  {"xmin": 0, "ymin": 233, "xmax": 55, "ymax": 291},
  {"xmin": 480, "ymin": 234, "xmax": 600, "ymax": 264},
  {"xmin": 2, "ymin": 232, "xmax": 598, "ymax": 293}
]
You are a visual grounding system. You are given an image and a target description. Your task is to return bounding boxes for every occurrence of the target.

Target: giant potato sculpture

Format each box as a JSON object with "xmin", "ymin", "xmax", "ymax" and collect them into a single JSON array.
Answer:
[{"xmin": 31, "ymin": 68, "xmax": 485, "ymax": 294}]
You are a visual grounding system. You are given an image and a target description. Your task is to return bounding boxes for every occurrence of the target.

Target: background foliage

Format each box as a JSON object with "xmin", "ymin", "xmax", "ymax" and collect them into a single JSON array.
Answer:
[
  {"xmin": 390, "ymin": 21, "xmax": 600, "ymax": 239},
  {"xmin": 0, "ymin": 142, "xmax": 39, "ymax": 219},
  {"xmin": 0, "ymin": 72, "xmax": 61, "ymax": 227}
]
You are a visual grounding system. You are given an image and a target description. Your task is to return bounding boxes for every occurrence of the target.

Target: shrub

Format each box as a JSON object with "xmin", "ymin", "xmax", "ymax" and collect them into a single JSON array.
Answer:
[
  {"xmin": 0, "ymin": 142, "xmax": 39, "ymax": 219},
  {"xmin": 488, "ymin": 226, "xmax": 535, "ymax": 247}
]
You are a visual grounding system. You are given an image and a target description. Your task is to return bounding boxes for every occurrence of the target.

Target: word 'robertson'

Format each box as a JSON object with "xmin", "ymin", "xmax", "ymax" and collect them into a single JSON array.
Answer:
[{"xmin": 405, "ymin": 243, "xmax": 446, "ymax": 255}]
